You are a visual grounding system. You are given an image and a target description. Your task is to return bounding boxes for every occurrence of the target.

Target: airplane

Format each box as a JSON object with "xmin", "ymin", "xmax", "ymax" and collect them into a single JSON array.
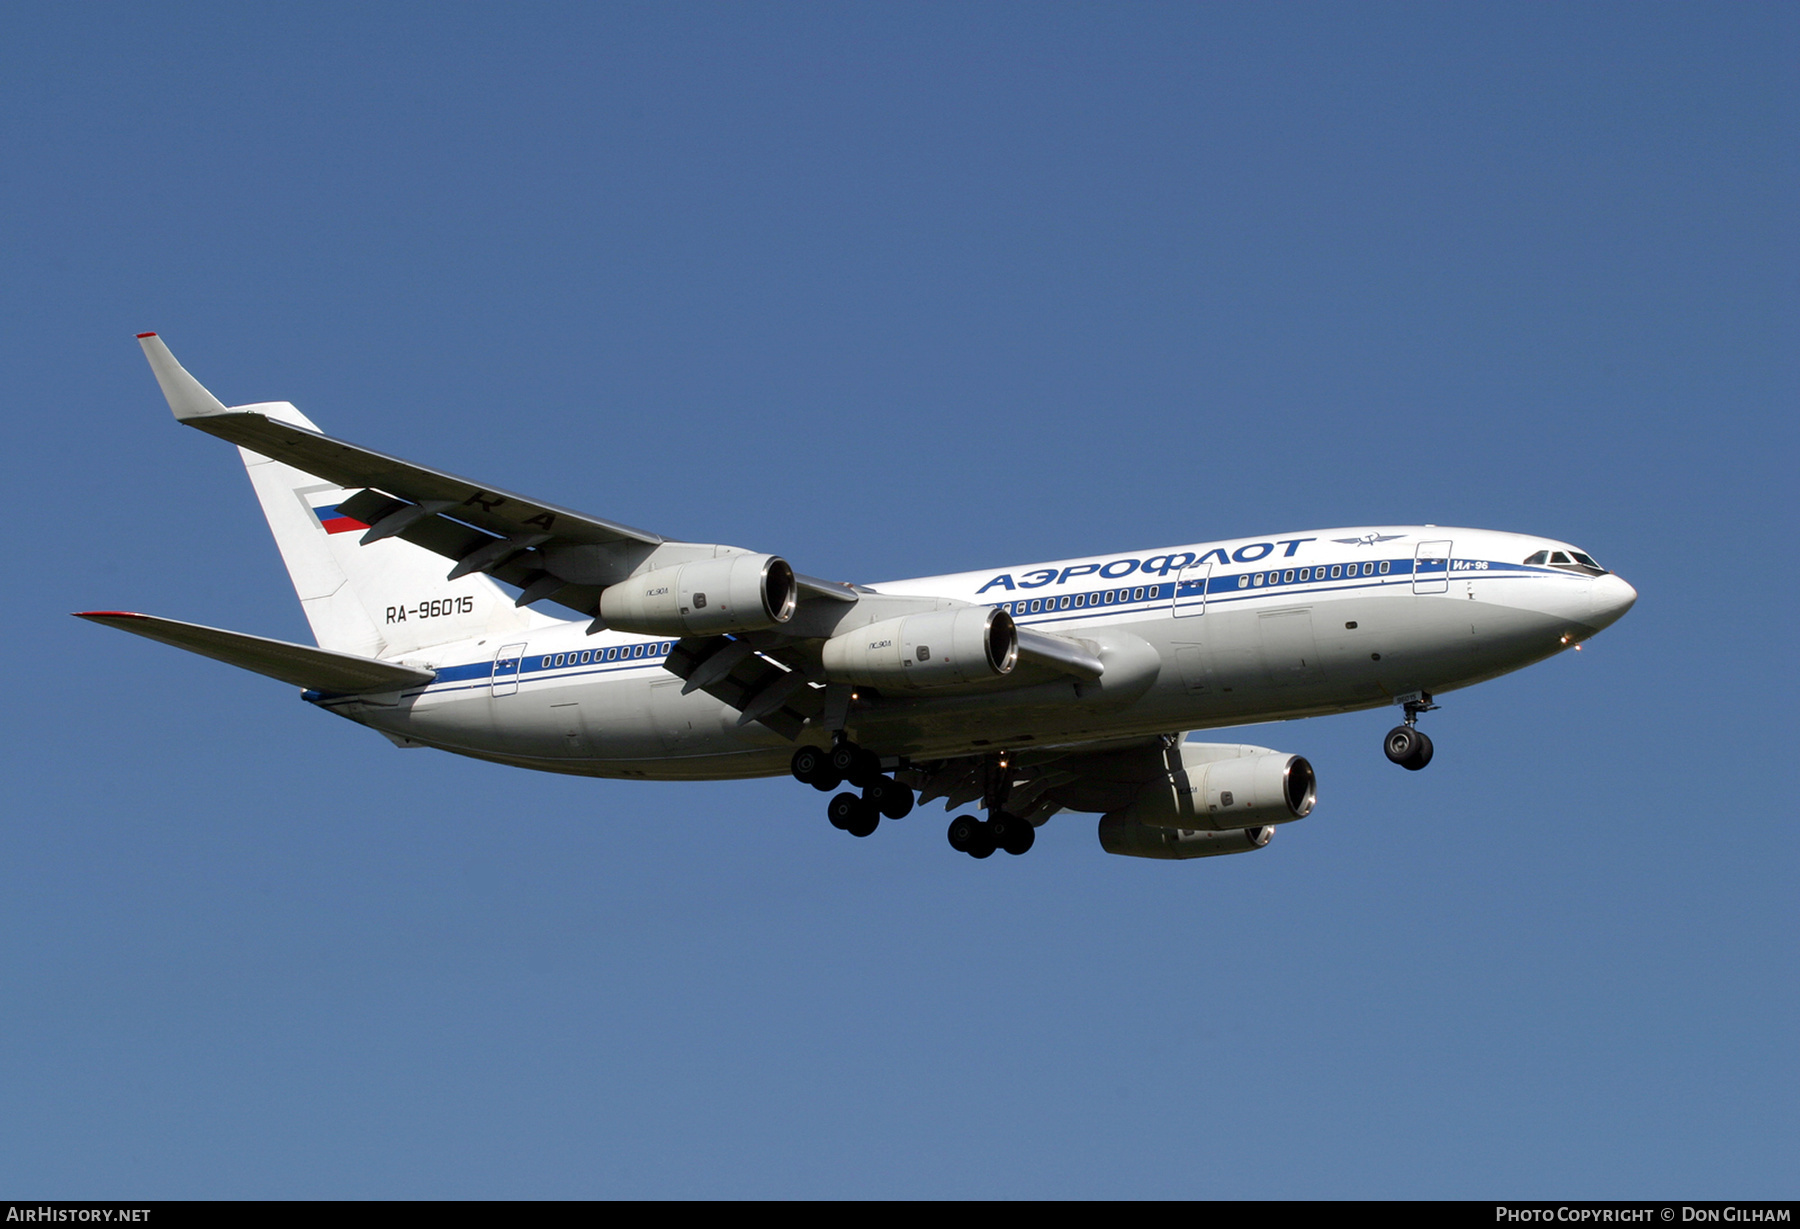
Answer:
[{"xmin": 80, "ymin": 334, "xmax": 1638, "ymax": 861}]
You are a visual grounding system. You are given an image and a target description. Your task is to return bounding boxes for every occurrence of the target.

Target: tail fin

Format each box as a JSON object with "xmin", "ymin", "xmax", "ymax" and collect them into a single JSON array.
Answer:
[{"xmin": 138, "ymin": 334, "xmax": 545, "ymax": 658}]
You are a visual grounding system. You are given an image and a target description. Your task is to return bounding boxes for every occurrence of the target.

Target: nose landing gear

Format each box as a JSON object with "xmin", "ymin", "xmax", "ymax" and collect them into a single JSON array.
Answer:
[{"xmin": 1383, "ymin": 692, "xmax": 1437, "ymax": 771}]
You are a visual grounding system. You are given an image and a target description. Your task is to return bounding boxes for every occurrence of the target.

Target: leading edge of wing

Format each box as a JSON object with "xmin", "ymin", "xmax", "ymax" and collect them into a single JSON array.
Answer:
[
  {"xmin": 76, "ymin": 611, "xmax": 436, "ymax": 695},
  {"xmin": 135, "ymin": 333, "xmax": 664, "ymax": 550}
]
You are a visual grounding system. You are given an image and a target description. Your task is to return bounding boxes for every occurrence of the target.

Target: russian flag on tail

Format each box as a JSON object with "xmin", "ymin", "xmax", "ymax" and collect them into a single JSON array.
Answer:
[{"xmin": 312, "ymin": 504, "xmax": 370, "ymax": 535}]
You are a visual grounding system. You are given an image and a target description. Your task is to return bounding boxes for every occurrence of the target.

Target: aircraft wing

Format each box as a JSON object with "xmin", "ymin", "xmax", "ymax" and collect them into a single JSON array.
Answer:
[
  {"xmin": 138, "ymin": 333, "xmax": 855, "ymax": 621},
  {"xmin": 76, "ymin": 611, "xmax": 437, "ymax": 695}
]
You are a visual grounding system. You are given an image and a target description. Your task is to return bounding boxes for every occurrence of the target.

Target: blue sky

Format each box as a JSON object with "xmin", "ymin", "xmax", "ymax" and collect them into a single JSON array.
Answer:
[{"xmin": 2, "ymin": 3, "xmax": 1794, "ymax": 1197}]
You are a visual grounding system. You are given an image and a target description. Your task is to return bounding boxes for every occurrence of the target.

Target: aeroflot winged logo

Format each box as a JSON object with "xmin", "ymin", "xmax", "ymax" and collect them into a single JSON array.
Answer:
[
  {"xmin": 1332, "ymin": 533, "xmax": 1406, "ymax": 547},
  {"xmin": 975, "ymin": 538, "xmax": 1321, "ymax": 593}
]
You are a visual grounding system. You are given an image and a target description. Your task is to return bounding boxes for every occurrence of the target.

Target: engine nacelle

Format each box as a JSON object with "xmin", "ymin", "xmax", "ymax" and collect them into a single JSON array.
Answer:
[
  {"xmin": 820, "ymin": 607, "xmax": 1018, "ymax": 690},
  {"xmin": 599, "ymin": 553, "xmax": 797, "ymax": 636},
  {"xmin": 1115, "ymin": 743, "xmax": 1315, "ymax": 833},
  {"xmin": 1097, "ymin": 817, "xmax": 1275, "ymax": 861}
]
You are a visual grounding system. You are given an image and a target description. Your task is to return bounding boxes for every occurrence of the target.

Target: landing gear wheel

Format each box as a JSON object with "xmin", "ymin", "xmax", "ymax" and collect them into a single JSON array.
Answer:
[
  {"xmin": 997, "ymin": 816, "xmax": 1035, "ymax": 856},
  {"xmin": 948, "ymin": 815, "xmax": 994, "ymax": 858},
  {"xmin": 791, "ymin": 745, "xmax": 826, "ymax": 784},
  {"xmin": 828, "ymin": 792, "xmax": 862, "ymax": 830},
  {"xmin": 844, "ymin": 806, "xmax": 880, "ymax": 838},
  {"xmin": 966, "ymin": 823, "xmax": 996, "ymax": 859},
  {"xmin": 850, "ymin": 751, "xmax": 884, "ymax": 789},
  {"xmin": 865, "ymin": 777, "xmax": 914, "ymax": 820},
  {"xmin": 811, "ymin": 769, "xmax": 843, "ymax": 793},
  {"xmin": 1408, "ymin": 730, "xmax": 1434, "ymax": 770},
  {"xmin": 947, "ymin": 815, "xmax": 977, "ymax": 852},
  {"xmin": 989, "ymin": 812, "xmax": 1033, "ymax": 856},
  {"xmin": 1383, "ymin": 726, "xmax": 1435, "ymax": 771}
]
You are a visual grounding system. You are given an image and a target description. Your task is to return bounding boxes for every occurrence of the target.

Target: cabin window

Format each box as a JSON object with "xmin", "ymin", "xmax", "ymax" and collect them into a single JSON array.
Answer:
[
  {"xmin": 1379, "ymin": 561, "xmax": 1391, "ymax": 574},
  {"xmin": 1132, "ymin": 587, "xmax": 1145, "ymax": 601},
  {"xmin": 1362, "ymin": 563, "xmax": 1374, "ymax": 576},
  {"xmin": 1029, "ymin": 599, "xmax": 1041, "ymax": 613},
  {"xmin": 1253, "ymin": 573, "xmax": 1265, "ymax": 586}
]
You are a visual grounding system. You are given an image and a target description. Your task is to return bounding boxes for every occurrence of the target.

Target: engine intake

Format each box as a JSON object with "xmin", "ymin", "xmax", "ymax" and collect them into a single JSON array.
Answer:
[
  {"xmin": 821, "ymin": 607, "xmax": 1017, "ymax": 690},
  {"xmin": 599, "ymin": 553, "xmax": 797, "ymax": 636}
]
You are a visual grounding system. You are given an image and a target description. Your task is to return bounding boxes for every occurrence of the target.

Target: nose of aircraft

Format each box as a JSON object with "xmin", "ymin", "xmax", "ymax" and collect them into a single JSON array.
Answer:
[{"xmin": 1587, "ymin": 573, "xmax": 1638, "ymax": 630}]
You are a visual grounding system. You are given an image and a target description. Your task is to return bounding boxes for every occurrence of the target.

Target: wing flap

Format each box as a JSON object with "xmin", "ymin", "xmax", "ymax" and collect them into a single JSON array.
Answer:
[{"xmin": 76, "ymin": 611, "xmax": 436, "ymax": 695}]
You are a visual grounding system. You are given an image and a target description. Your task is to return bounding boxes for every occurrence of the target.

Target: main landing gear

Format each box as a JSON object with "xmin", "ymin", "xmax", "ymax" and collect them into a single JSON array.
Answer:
[
  {"xmin": 946, "ymin": 811, "xmax": 1034, "ymax": 858},
  {"xmin": 791, "ymin": 742, "xmax": 914, "ymax": 839},
  {"xmin": 944, "ymin": 753, "xmax": 1036, "ymax": 859},
  {"xmin": 1383, "ymin": 692, "xmax": 1438, "ymax": 772}
]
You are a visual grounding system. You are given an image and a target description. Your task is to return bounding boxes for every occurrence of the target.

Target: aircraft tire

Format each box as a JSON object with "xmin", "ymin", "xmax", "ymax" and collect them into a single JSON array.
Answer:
[
  {"xmin": 1406, "ymin": 730, "xmax": 1435, "ymax": 771},
  {"xmin": 845, "ymin": 805, "xmax": 880, "ymax": 838},
  {"xmin": 1384, "ymin": 726, "xmax": 1422, "ymax": 765},
  {"xmin": 791, "ymin": 745, "xmax": 825, "ymax": 784},
  {"xmin": 947, "ymin": 815, "xmax": 978, "ymax": 853},
  {"xmin": 865, "ymin": 777, "xmax": 913, "ymax": 819},
  {"xmin": 828, "ymin": 792, "xmax": 862, "ymax": 830},
  {"xmin": 877, "ymin": 781, "xmax": 914, "ymax": 820},
  {"xmin": 828, "ymin": 743, "xmax": 862, "ymax": 780},
  {"xmin": 999, "ymin": 816, "xmax": 1035, "ymax": 856},
  {"xmin": 849, "ymin": 749, "xmax": 885, "ymax": 789}
]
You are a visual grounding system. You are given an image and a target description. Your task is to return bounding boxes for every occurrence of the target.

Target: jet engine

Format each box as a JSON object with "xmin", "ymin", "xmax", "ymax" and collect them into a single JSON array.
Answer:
[
  {"xmin": 820, "ymin": 607, "xmax": 1018, "ymax": 690},
  {"xmin": 599, "ymin": 553, "xmax": 797, "ymax": 636},
  {"xmin": 1097, "ymin": 817, "xmax": 1275, "ymax": 861},
  {"xmin": 1113, "ymin": 743, "xmax": 1315, "ymax": 833}
]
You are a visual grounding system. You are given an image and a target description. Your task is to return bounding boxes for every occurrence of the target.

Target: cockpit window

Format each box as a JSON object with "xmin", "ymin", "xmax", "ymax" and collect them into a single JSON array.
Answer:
[{"xmin": 1527, "ymin": 547, "xmax": 1607, "ymax": 576}]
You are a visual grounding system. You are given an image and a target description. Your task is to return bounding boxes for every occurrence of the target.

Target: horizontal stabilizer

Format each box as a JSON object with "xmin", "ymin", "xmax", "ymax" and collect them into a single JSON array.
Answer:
[{"xmin": 75, "ymin": 611, "xmax": 437, "ymax": 694}]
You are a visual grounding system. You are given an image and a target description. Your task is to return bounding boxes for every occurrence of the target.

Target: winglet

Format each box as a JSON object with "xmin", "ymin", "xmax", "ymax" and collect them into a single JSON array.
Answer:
[{"xmin": 136, "ymin": 332, "xmax": 230, "ymax": 420}]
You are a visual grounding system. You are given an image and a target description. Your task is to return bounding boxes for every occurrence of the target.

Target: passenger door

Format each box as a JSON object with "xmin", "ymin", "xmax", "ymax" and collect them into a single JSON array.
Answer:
[
  {"xmin": 1172, "ymin": 561, "xmax": 1212, "ymax": 618},
  {"xmin": 491, "ymin": 642, "xmax": 527, "ymax": 697},
  {"xmin": 1413, "ymin": 541, "xmax": 1452, "ymax": 595}
]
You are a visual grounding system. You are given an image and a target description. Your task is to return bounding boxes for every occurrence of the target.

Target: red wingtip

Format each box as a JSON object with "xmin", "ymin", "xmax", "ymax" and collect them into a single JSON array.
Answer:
[
  {"xmin": 136, "ymin": 332, "xmax": 156, "ymax": 339},
  {"xmin": 74, "ymin": 610, "xmax": 144, "ymax": 619}
]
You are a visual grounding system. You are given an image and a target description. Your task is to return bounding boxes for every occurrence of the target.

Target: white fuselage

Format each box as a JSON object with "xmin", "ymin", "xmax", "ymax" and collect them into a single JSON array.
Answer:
[{"xmin": 315, "ymin": 525, "xmax": 1636, "ymax": 779}]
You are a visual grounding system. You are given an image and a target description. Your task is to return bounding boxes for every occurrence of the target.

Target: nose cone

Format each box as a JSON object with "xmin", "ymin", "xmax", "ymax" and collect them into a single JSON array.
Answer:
[{"xmin": 1587, "ymin": 573, "xmax": 1638, "ymax": 631}]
